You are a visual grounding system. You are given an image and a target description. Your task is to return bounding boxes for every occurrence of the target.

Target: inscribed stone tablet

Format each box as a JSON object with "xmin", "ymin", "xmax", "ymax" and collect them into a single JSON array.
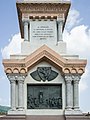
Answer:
[{"xmin": 30, "ymin": 21, "xmax": 57, "ymax": 44}]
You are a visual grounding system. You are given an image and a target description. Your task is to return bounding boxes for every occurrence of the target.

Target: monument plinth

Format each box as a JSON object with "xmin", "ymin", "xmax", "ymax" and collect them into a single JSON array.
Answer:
[{"xmin": 1, "ymin": 0, "xmax": 89, "ymax": 120}]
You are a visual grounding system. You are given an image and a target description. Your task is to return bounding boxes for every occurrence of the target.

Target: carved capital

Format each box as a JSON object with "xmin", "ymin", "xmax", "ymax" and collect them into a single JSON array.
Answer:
[
  {"xmin": 23, "ymin": 20, "xmax": 29, "ymax": 25},
  {"xmin": 7, "ymin": 75, "xmax": 16, "ymax": 84},
  {"xmin": 72, "ymin": 74, "xmax": 81, "ymax": 83},
  {"xmin": 7, "ymin": 75, "xmax": 16, "ymax": 81},
  {"xmin": 64, "ymin": 74, "xmax": 72, "ymax": 83},
  {"xmin": 57, "ymin": 18, "xmax": 64, "ymax": 23},
  {"xmin": 7, "ymin": 74, "xmax": 27, "ymax": 82},
  {"xmin": 15, "ymin": 75, "xmax": 26, "ymax": 81},
  {"xmin": 18, "ymin": 79, "xmax": 24, "ymax": 84}
]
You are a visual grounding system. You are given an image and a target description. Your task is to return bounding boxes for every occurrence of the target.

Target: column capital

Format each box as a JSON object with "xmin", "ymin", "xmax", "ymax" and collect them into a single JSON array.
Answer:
[
  {"xmin": 7, "ymin": 74, "xmax": 27, "ymax": 81},
  {"xmin": 15, "ymin": 75, "xmax": 26, "ymax": 81},
  {"xmin": 22, "ymin": 20, "xmax": 29, "ymax": 24},
  {"xmin": 57, "ymin": 15, "xmax": 64, "ymax": 22},
  {"xmin": 7, "ymin": 75, "xmax": 16, "ymax": 83},
  {"xmin": 72, "ymin": 74, "xmax": 81, "ymax": 83},
  {"xmin": 7, "ymin": 75, "xmax": 14, "ymax": 80},
  {"xmin": 64, "ymin": 74, "xmax": 72, "ymax": 83},
  {"xmin": 57, "ymin": 19, "xmax": 63, "ymax": 24}
]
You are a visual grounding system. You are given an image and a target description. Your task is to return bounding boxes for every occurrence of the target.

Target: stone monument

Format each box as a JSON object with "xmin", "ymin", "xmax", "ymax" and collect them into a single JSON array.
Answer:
[{"xmin": 1, "ymin": 0, "xmax": 90, "ymax": 120}]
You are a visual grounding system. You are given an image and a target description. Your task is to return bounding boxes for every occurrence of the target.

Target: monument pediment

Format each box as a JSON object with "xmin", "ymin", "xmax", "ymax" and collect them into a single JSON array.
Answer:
[{"xmin": 3, "ymin": 45, "xmax": 86, "ymax": 75}]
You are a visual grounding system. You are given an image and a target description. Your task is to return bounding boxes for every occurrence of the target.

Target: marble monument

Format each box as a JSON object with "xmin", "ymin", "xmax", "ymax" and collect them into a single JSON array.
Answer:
[{"xmin": 1, "ymin": 0, "xmax": 89, "ymax": 120}]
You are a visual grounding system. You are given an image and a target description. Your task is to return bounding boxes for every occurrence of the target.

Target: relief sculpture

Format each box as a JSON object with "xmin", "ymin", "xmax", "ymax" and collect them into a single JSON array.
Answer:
[
  {"xmin": 27, "ymin": 85, "xmax": 62, "ymax": 109},
  {"xmin": 30, "ymin": 67, "xmax": 58, "ymax": 82}
]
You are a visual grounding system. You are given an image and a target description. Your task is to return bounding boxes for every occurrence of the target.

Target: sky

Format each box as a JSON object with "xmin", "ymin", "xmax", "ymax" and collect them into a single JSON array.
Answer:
[{"xmin": 0, "ymin": 0, "xmax": 90, "ymax": 113}]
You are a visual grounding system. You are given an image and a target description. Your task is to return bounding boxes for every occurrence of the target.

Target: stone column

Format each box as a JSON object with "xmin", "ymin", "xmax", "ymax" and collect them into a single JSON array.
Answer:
[
  {"xmin": 8, "ymin": 75, "xmax": 16, "ymax": 110},
  {"xmin": 18, "ymin": 75, "xmax": 26, "ymax": 110},
  {"xmin": 65, "ymin": 75, "xmax": 73, "ymax": 109},
  {"xmin": 24, "ymin": 21, "xmax": 28, "ymax": 41},
  {"xmin": 57, "ymin": 20, "xmax": 63, "ymax": 41},
  {"xmin": 73, "ymin": 75, "xmax": 81, "ymax": 110}
]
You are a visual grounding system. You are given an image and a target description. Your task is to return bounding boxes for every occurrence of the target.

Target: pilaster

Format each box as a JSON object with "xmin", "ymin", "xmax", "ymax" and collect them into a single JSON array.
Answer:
[
  {"xmin": 72, "ymin": 75, "xmax": 81, "ymax": 110},
  {"xmin": 14, "ymin": 74, "xmax": 26, "ymax": 111},
  {"xmin": 57, "ymin": 20, "xmax": 63, "ymax": 41},
  {"xmin": 18, "ymin": 76, "xmax": 26, "ymax": 110},
  {"xmin": 7, "ymin": 74, "xmax": 27, "ymax": 114},
  {"xmin": 7, "ymin": 75, "xmax": 16, "ymax": 111},
  {"xmin": 23, "ymin": 21, "xmax": 29, "ymax": 41},
  {"xmin": 65, "ymin": 74, "xmax": 73, "ymax": 110}
]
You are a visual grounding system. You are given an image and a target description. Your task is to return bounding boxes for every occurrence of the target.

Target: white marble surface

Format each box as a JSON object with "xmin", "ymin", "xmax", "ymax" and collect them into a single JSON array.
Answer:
[
  {"xmin": 24, "ymin": 61, "xmax": 66, "ymax": 115},
  {"xmin": 30, "ymin": 20, "xmax": 57, "ymax": 45}
]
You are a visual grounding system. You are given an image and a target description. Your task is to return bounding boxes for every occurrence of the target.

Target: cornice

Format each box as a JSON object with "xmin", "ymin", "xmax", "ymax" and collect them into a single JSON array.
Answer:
[
  {"xmin": 16, "ymin": 2, "xmax": 71, "ymax": 38},
  {"xmin": 3, "ymin": 45, "xmax": 87, "ymax": 75}
]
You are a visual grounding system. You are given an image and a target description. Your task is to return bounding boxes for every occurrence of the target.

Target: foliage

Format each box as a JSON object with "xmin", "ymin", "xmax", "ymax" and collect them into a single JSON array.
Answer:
[{"xmin": 0, "ymin": 105, "xmax": 10, "ymax": 115}]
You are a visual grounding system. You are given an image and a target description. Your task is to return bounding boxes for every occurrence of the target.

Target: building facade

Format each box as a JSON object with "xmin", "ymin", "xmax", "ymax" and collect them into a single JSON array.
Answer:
[{"xmin": 1, "ymin": 0, "xmax": 90, "ymax": 120}]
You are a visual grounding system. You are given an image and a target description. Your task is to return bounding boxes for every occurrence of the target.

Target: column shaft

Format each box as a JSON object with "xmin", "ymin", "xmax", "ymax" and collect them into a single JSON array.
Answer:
[
  {"xmin": 10, "ymin": 80, "xmax": 16, "ymax": 110},
  {"xmin": 18, "ymin": 80, "xmax": 24, "ymax": 110},
  {"xmin": 65, "ymin": 75, "xmax": 73, "ymax": 109},
  {"xmin": 73, "ymin": 79, "xmax": 79, "ymax": 109},
  {"xmin": 66, "ymin": 81, "xmax": 72, "ymax": 109},
  {"xmin": 24, "ymin": 21, "xmax": 28, "ymax": 41},
  {"xmin": 57, "ymin": 20, "xmax": 63, "ymax": 41}
]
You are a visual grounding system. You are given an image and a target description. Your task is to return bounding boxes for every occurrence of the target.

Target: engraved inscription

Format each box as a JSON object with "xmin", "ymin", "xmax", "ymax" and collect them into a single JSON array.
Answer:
[
  {"xmin": 32, "ymin": 25, "xmax": 54, "ymax": 40},
  {"xmin": 30, "ymin": 21, "xmax": 57, "ymax": 42},
  {"xmin": 27, "ymin": 85, "xmax": 62, "ymax": 109}
]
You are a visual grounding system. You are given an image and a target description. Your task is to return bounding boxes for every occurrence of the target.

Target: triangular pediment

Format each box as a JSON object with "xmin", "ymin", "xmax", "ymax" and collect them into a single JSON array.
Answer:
[
  {"xmin": 3, "ymin": 45, "xmax": 87, "ymax": 75},
  {"xmin": 24, "ymin": 45, "xmax": 66, "ymax": 71}
]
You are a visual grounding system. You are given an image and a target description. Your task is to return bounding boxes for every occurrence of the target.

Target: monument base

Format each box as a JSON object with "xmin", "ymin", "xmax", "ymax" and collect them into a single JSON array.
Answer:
[
  {"xmin": 8, "ymin": 109, "xmax": 25, "ymax": 115},
  {"xmin": 65, "ymin": 114, "xmax": 90, "ymax": 120},
  {"xmin": 0, "ymin": 115, "xmax": 90, "ymax": 120},
  {"xmin": 0, "ymin": 115, "xmax": 26, "ymax": 120},
  {"xmin": 65, "ymin": 109, "xmax": 82, "ymax": 115}
]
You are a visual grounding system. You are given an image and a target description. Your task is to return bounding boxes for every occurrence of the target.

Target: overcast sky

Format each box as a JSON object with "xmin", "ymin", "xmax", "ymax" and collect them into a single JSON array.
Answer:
[{"xmin": 0, "ymin": 0, "xmax": 90, "ymax": 112}]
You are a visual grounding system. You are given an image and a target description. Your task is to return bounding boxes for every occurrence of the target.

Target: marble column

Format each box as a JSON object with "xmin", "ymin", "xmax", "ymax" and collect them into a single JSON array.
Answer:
[
  {"xmin": 73, "ymin": 75, "xmax": 80, "ymax": 110},
  {"xmin": 8, "ymin": 75, "xmax": 16, "ymax": 110},
  {"xmin": 57, "ymin": 20, "xmax": 63, "ymax": 41},
  {"xmin": 65, "ymin": 75, "xmax": 73, "ymax": 109},
  {"xmin": 18, "ymin": 75, "xmax": 26, "ymax": 110},
  {"xmin": 24, "ymin": 21, "xmax": 28, "ymax": 41}
]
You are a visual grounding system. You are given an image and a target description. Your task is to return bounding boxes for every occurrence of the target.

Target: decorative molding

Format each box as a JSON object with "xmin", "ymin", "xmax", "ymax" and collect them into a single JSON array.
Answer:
[
  {"xmin": 3, "ymin": 45, "xmax": 87, "ymax": 76},
  {"xmin": 16, "ymin": 2, "xmax": 71, "ymax": 38},
  {"xmin": 17, "ymin": 3, "xmax": 69, "ymax": 13},
  {"xmin": 7, "ymin": 74, "xmax": 27, "ymax": 82},
  {"xmin": 64, "ymin": 74, "xmax": 81, "ymax": 84}
]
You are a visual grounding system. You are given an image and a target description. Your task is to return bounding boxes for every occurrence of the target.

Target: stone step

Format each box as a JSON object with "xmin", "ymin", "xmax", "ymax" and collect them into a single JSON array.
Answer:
[
  {"xmin": 0, "ymin": 115, "xmax": 26, "ymax": 120},
  {"xmin": 26, "ymin": 115, "xmax": 65, "ymax": 120},
  {"xmin": 65, "ymin": 115, "xmax": 90, "ymax": 120}
]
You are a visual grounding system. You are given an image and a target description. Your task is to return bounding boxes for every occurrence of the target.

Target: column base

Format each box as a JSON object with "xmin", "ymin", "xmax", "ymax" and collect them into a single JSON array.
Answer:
[
  {"xmin": 8, "ymin": 109, "xmax": 25, "ymax": 115},
  {"xmin": 18, "ymin": 107, "xmax": 24, "ymax": 111},
  {"xmin": 73, "ymin": 106, "xmax": 79, "ymax": 110},
  {"xmin": 65, "ymin": 109, "xmax": 82, "ymax": 115},
  {"xmin": 10, "ymin": 108, "xmax": 16, "ymax": 111}
]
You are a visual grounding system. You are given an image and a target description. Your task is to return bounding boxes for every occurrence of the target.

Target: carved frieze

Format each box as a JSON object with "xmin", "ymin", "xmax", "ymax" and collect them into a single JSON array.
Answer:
[{"xmin": 17, "ymin": 3, "xmax": 69, "ymax": 13}]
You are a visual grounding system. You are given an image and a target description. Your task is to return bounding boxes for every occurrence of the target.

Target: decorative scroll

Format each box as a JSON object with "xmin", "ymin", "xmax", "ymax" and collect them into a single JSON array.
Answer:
[
  {"xmin": 27, "ymin": 85, "xmax": 62, "ymax": 109},
  {"xmin": 30, "ymin": 67, "xmax": 58, "ymax": 82}
]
